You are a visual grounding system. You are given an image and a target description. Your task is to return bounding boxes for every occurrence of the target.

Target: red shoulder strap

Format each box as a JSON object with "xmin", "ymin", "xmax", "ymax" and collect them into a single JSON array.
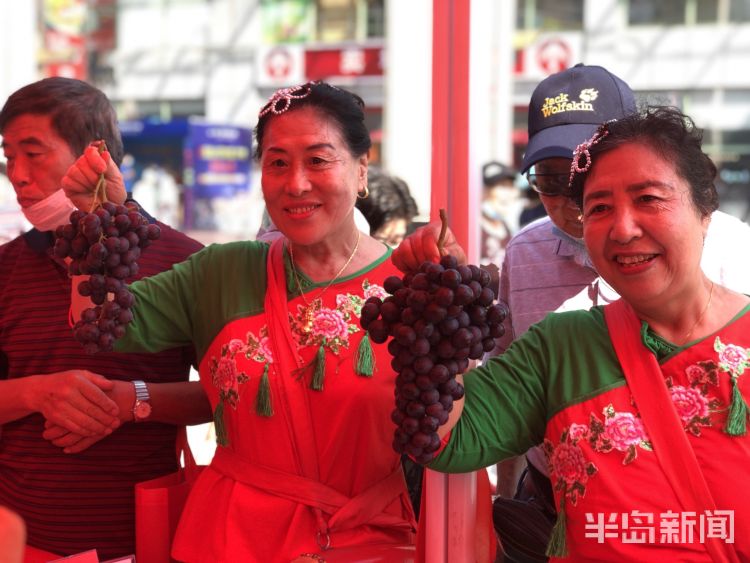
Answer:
[{"xmin": 604, "ymin": 300, "xmax": 738, "ymax": 563}]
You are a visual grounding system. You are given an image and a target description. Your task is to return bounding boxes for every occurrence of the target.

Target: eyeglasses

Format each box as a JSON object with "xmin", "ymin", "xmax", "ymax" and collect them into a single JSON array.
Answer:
[{"xmin": 526, "ymin": 172, "xmax": 569, "ymax": 197}]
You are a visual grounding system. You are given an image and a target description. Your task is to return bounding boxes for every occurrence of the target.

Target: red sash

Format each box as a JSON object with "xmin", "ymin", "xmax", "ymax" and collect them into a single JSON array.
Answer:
[{"xmin": 264, "ymin": 238, "xmax": 413, "ymax": 548}]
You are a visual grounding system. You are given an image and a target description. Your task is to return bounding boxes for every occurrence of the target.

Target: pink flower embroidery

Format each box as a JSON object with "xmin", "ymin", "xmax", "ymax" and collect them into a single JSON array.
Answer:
[
  {"xmin": 543, "ymin": 428, "xmax": 598, "ymax": 508},
  {"xmin": 551, "ymin": 442, "xmax": 590, "ymax": 487},
  {"xmin": 364, "ymin": 283, "xmax": 387, "ymax": 300},
  {"xmin": 589, "ymin": 404, "xmax": 652, "ymax": 464},
  {"xmin": 215, "ymin": 356, "xmax": 239, "ymax": 392},
  {"xmin": 685, "ymin": 364, "xmax": 706, "ymax": 384},
  {"xmin": 718, "ymin": 343, "xmax": 748, "ymax": 373},
  {"xmin": 336, "ymin": 294, "xmax": 360, "ymax": 318},
  {"xmin": 684, "ymin": 361, "xmax": 720, "ymax": 393},
  {"xmin": 312, "ymin": 308, "xmax": 349, "ymax": 340},
  {"xmin": 227, "ymin": 338, "xmax": 244, "ymax": 355},
  {"xmin": 671, "ymin": 385, "xmax": 709, "ymax": 422},
  {"xmin": 604, "ymin": 412, "xmax": 647, "ymax": 451},
  {"xmin": 568, "ymin": 423, "xmax": 589, "ymax": 443},
  {"xmin": 258, "ymin": 335, "xmax": 274, "ymax": 362}
]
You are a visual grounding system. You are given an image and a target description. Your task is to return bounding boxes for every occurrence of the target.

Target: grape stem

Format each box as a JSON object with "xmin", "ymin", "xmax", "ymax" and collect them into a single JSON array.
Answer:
[
  {"xmin": 437, "ymin": 208, "xmax": 448, "ymax": 256},
  {"xmin": 89, "ymin": 141, "xmax": 110, "ymax": 213}
]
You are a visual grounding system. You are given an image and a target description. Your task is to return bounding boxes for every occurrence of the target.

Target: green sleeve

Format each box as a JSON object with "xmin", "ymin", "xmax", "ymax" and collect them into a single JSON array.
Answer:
[
  {"xmin": 429, "ymin": 307, "xmax": 619, "ymax": 473},
  {"xmin": 114, "ymin": 241, "xmax": 270, "ymax": 363}
]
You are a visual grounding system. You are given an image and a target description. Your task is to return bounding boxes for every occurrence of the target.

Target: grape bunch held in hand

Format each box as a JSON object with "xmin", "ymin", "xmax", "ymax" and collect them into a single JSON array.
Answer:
[
  {"xmin": 360, "ymin": 235, "xmax": 508, "ymax": 464},
  {"xmin": 54, "ymin": 148, "xmax": 160, "ymax": 353}
]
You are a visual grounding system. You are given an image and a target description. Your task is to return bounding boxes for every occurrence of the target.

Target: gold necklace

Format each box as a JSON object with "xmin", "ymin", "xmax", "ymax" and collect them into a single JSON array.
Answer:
[
  {"xmin": 682, "ymin": 281, "xmax": 715, "ymax": 343},
  {"xmin": 288, "ymin": 230, "xmax": 361, "ymax": 333}
]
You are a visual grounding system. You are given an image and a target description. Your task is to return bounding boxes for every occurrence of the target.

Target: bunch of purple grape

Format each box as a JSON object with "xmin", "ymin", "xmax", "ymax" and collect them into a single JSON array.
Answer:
[
  {"xmin": 360, "ymin": 255, "xmax": 508, "ymax": 464},
  {"xmin": 54, "ymin": 201, "xmax": 160, "ymax": 353}
]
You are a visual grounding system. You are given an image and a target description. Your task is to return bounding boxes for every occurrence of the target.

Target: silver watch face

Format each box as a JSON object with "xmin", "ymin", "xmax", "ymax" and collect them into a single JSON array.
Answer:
[{"xmin": 134, "ymin": 400, "xmax": 152, "ymax": 420}]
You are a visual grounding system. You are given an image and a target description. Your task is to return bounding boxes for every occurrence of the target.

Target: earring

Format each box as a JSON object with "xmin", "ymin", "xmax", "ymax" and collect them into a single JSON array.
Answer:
[{"xmin": 357, "ymin": 184, "xmax": 369, "ymax": 199}]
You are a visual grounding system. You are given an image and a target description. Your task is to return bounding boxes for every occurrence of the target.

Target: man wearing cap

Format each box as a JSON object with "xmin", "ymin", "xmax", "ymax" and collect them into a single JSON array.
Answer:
[{"xmin": 492, "ymin": 63, "xmax": 750, "ymax": 562}]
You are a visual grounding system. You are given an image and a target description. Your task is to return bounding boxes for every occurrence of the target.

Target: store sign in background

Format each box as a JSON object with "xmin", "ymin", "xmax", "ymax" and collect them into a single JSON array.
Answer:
[
  {"xmin": 514, "ymin": 32, "xmax": 582, "ymax": 80},
  {"xmin": 305, "ymin": 46, "xmax": 383, "ymax": 80},
  {"xmin": 256, "ymin": 43, "xmax": 384, "ymax": 87},
  {"xmin": 184, "ymin": 124, "xmax": 252, "ymax": 199},
  {"xmin": 40, "ymin": 0, "xmax": 88, "ymax": 79}
]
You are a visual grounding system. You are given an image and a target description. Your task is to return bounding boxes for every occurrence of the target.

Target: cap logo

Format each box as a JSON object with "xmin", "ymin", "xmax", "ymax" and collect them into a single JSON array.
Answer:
[{"xmin": 541, "ymin": 88, "xmax": 599, "ymax": 118}]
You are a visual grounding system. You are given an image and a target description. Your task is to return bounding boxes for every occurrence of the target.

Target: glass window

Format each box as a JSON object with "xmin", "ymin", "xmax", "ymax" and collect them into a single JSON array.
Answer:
[
  {"xmin": 696, "ymin": 0, "xmax": 719, "ymax": 22},
  {"xmin": 316, "ymin": 0, "xmax": 357, "ymax": 42},
  {"xmin": 516, "ymin": 0, "xmax": 583, "ymax": 31},
  {"xmin": 629, "ymin": 0, "xmax": 686, "ymax": 24},
  {"xmin": 366, "ymin": 0, "xmax": 384, "ymax": 38},
  {"xmin": 730, "ymin": 0, "xmax": 750, "ymax": 21}
]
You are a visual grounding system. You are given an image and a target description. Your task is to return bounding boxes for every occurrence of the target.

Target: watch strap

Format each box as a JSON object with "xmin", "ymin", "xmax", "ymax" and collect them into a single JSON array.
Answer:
[{"xmin": 133, "ymin": 380, "xmax": 150, "ymax": 402}]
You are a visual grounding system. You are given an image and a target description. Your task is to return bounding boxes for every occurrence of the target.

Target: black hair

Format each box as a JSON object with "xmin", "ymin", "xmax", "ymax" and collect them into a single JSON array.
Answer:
[
  {"xmin": 356, "ymin": 167, "xmax": 418, "ymax": 234},
  {"xmin": 254, "ymin": 81, "xmax": 371, "ymax": 159},
  {"xmin": 569, "ymin": 106, "xmax": 719, "ymax": 217},
  {"xmin": 0, "ymin": 77, "xmax": 124, "ymax": 166}
]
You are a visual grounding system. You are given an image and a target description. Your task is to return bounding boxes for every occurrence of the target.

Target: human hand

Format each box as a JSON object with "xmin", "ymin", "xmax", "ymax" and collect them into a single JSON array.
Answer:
[
  {"xmin": 29, "ymin": 370, "xmax": 120, "ymax": 437},
  {"xmin": 42, "ymin": 379, "xmax": 135, "ymax": 453},
  {"xmin": 62, "ymin": 143, "xmax": 127, "ymax": 211},
  {"xmin": 42, "ymin": 422, "xmax": 106, "ymax": 454},
  {"xmin": 391, "ymin": 220, "xmax": 467, "ymax": 273}
]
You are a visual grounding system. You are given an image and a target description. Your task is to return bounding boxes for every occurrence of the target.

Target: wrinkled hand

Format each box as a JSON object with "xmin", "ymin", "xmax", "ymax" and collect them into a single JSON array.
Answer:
[
  {"xmin": 62, "ymin": 144, "xmax": 127, "ymax": 211},
  {"xmin": 391, "ymin": 221, "xmax": 467, "ymax": 273},
  {"xmin": 42, "ymin": 379, "xmax": 135, "ymax": 453},
  {"xmin": 32, "ymin": 370, "xmax": 120, "ymax": 437},
  {"xmin": 42, "ymin": 422, "xmax": 106, "ymax": 454}
]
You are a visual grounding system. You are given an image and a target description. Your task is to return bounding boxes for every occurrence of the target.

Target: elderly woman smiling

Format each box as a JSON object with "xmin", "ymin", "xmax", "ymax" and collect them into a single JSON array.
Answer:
[
  {"xmin": 68, "ymin": 82, "xmax": 417, "ymax": 562},
  {"xmin": 394, "ymin": 106, "xmax": 750, "ymax": 562}
]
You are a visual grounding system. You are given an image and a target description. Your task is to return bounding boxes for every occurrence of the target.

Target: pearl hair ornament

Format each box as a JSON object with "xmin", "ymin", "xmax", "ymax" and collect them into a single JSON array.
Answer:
[
  {"xmin": 568, "ymin": 120, "xmax": 617, "ymax": 188},
  {"xmin": 258, "ymin": 83, "xmax": 314, "ymax": 118}
]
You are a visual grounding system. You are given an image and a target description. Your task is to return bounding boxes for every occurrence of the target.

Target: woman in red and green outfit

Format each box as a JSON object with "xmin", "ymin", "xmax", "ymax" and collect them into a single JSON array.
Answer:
[
  {"xmin": 395, "ymin": 106, "xmax": 750, "ymax": 562},
  {"xmin": 70, "ymin": 82, "xmax": 418, "ymax": 562}
]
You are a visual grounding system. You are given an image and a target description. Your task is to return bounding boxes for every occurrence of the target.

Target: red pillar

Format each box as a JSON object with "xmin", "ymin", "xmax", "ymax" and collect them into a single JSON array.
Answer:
[
  {"xmin": 430, "ymin": 0, "xmax": 473, "ymax": 257},
  {"xmin": 425, "ymin": 2, "xmax": 481, "ymax": 562}
]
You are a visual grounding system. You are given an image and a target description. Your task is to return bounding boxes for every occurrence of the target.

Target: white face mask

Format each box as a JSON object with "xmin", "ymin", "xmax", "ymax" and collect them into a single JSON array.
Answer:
[{"xmin": 21, "ymin": 189, "xmax": 76, "ymax": 232}]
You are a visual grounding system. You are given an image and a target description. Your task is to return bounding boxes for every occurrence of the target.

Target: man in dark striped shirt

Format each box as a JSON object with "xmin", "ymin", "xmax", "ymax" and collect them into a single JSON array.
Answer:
[{"xmin": 0, "ymin": 77, "xmax": 211, "ymax": 558}]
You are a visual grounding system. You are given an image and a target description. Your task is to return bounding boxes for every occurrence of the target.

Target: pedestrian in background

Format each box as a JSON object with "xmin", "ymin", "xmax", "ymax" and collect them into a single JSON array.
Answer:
[{"xmin": 356, "ymin": 165, "xmax": 419, "ymax": 247}]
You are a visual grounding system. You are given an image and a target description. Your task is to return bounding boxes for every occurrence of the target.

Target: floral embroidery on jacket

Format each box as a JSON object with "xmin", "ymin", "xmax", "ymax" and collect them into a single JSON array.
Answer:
[
  {"xmin": 715, "ymin": 337, "xmax": 749, "ymax": 379},
  {"xmin": 685, "ymin": 360, "xmax": 720, "ymax": 393},
  {"xmin": 289, "ymin": 279, "xmax": 386, "ymax": 355},
  {"xmin": 588, "ymin": 404, "xmax": 652, "ymax": 465},
  {"xmin": 543, "ymin": 425, "xmax": 598, "ymax": 506},
  {"xmin": 667, "ymin": 362, "xmax": 722, "ymax": 436},
  {"xmin": 209, "ymin": 328, "xmax": 274, "ymax": 408},
  {"xmin": 544, "ymin": 337, "xmax": 749, "ymax": 515},
  {"xmin": 245, "ymin": 327, "xmax": 274, "ymax": 364},
  {"xmin": 209, "ymin": 338, "xmax": 250, "ymax": 409}
]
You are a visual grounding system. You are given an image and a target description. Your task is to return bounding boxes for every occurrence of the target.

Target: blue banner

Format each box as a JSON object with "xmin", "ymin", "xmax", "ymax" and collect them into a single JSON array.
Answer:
[{"xmin": 184, "ymin": 123, "xmax": 253, "ymax": 198}]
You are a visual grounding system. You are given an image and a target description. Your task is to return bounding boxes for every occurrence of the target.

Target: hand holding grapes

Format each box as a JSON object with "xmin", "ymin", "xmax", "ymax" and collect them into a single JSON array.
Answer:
[
  {"xmin": 362, "ymin": 210, "xmax": 508, "ymax": 464},
  {"xmin": 391, "ymin": 218, "xmax": 466, "ymax": 274},
  {"xmin": 56, "ymin": 142, "xmax": 160, "ymax": 353},
  {"xmin": 62, "ymin": 143, "xmax": 127, "ymax": 210}
]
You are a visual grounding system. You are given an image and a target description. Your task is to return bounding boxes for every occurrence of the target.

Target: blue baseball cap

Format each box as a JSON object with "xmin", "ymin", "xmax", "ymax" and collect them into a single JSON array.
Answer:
[{"xmin": 520, "ymin": 63, "xmax": 636, "ymax": 173}]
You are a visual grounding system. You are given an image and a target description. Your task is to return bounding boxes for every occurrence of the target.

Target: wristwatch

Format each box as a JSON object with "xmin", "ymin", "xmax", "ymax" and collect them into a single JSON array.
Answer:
[{"xmin": 132, "ymin": 380, "xmax": 152, "ymax": 422}]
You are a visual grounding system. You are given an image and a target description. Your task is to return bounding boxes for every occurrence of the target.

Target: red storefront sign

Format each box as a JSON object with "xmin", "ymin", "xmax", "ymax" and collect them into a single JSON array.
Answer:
[{"xmin": 304, "ymin": 46, "xmax": 383, "ymax": 80}]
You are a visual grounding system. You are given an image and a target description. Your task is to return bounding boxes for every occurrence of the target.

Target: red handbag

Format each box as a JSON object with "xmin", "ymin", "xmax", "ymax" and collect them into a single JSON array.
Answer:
[{"xmin": 134, "ymin": 428, "xmax": 204, "ymax": 563}]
